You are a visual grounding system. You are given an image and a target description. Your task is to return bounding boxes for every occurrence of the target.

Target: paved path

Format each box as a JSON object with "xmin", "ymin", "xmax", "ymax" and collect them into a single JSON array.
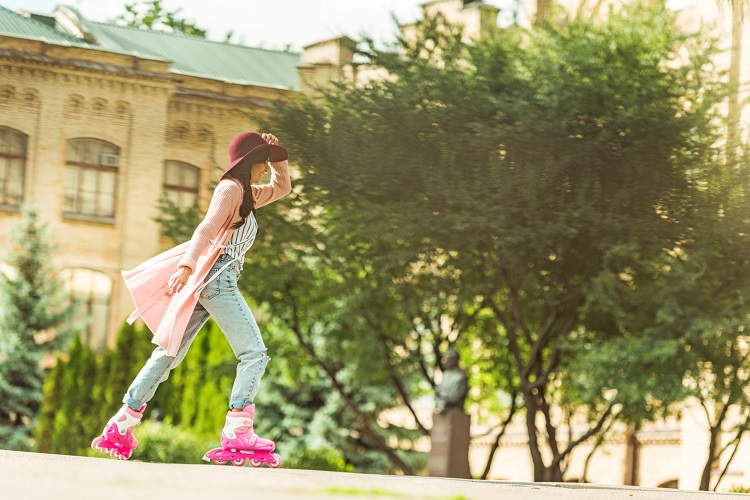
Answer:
[{"xmin": 0, "ymin": 450, "xmax": 744, "ymax": 500}]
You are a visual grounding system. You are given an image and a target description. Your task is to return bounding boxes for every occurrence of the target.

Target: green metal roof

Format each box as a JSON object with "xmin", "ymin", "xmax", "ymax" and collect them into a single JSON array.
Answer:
[
  {"xmin": 0, "ymin": 5, "xmax": 88, "ymax": 47},
  {"xmin": 84, "ymin": 21, "xmax": 300, "ymax": 89},
  {"xmin": 0, "ymin": 4, "xmax": 301, "ymax": 90}
]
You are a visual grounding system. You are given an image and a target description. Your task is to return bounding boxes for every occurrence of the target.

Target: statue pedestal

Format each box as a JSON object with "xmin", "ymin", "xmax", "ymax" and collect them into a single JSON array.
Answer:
[{"xmin": 428, "ymin": 411, "xmax": 471, "ymax": 479}]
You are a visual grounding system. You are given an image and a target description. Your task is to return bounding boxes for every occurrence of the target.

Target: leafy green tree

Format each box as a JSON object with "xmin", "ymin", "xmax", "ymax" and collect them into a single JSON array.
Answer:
[
  {"xmin": 153, "ymin": 195, "xmax": 201, "ymax": 244},
  {"xmin": 113, "ymin": 0, "xmax": 237, "ymax": 43},
  {"xmin": 0, "ymin": 206, "xmax": 78, "ymax": 450},
  {"xmin": 573, "ymin": 16, "xmax": 750, "ymax": 478},
  {"xmin": 115, "ymin": 0, "xmax": 207, "ymax": 38},
  {"xmin": 271, "ymin": 4, "xmax": 726, "ymax": 481}
]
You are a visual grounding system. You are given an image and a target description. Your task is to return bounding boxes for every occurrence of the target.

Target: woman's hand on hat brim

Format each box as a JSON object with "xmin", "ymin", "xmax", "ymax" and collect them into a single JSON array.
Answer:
[{"xmin": 262, "ymin": 133, "xmax": 279, "ymax": 146}]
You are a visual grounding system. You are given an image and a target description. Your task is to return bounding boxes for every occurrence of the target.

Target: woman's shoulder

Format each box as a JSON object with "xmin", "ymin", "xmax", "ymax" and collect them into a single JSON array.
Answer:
[{"xmin": 215, "ymin": 178, "xmax": 243, "ymax": 195}]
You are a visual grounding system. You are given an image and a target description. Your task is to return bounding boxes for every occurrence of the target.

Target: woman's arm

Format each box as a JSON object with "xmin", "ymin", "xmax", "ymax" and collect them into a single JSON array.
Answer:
[{"xmin": 252, "ymin": 160, "xmax": 292, "ymax": 209}]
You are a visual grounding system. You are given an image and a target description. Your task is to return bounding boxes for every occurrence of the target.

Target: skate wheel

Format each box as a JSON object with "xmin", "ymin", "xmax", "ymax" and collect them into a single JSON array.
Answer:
[
  {"xmin": 269, "ymin": 454, "xmax": 282, "ymax": 468},
  {"xmin": 249, "ymin": 458, "xmax": 262, "ymax": 468},
  {"xmin": 91, "ymin": 436, "xmax": 103, "ymax": 451},
  {"xmin": 213, "ymin": 458, "xmax": 227, "ymax": 465},
  {"xmin": 231, "ymin": 457, "xmax": 246, "ymax": 467}
]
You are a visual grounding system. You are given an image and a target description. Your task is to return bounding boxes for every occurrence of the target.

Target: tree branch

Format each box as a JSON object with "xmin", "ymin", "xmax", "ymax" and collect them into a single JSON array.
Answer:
[
  {"xmin": 552, "ymin": 403, "xmax": 616, "ymax": 467},
  {"xmin": 713, "ymin": 414, "xmax": 750, "ymax": 491},
  {"xmin": 539, "ymin": 392, "xmax": 561, "ymax": 460},
  {"xmin": 581, "ymin": 416, "xmax": 616, "ymax": 483},
  {"xmin": 363, "ymin": 312, "xmax": 430, "ymax": 434},
  {"xmin": 480, "ymin": 390, "xmax": 519, "ymax": 480},
  {"xmin": 286, "ymin": 283, "xmax": 413, "ymax": 474}
]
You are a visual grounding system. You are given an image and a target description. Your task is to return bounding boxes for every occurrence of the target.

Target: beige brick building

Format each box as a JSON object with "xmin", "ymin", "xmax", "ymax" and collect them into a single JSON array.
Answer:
[{"xmin": 0, "ymin": 4, "xmax": 351, "ymax": 351}]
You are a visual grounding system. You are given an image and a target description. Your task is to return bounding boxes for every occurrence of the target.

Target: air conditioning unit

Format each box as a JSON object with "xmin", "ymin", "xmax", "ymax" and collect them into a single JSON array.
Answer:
[{"xmin": 100, "ymin": 153, "xmax": 120, "ymax": 167}]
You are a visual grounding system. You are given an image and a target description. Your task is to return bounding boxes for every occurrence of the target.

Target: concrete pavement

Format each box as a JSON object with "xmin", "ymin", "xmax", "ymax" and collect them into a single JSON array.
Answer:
[{"xmin": 0, "ymin": 449, "xmax": 744, "ymax": 500}]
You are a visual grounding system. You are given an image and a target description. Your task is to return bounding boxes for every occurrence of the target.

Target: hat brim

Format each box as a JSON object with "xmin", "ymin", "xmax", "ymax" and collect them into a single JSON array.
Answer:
[{"xmin": 225, "ymin": 143, "xmax": 288, "ymax": 174}]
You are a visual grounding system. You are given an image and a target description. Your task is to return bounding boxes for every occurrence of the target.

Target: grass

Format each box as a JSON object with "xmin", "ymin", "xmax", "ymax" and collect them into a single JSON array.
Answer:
[
  {"xmin": 317, "ymin": 488, "xmax": 471, "ymax": 499},
  {"xmin": 319, "ymin": 488, "xmax": 405, "ymax": 497}
]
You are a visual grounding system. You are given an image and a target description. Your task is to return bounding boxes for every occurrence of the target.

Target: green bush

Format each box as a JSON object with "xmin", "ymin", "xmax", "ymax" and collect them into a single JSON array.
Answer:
[
  {"xmin": 280, "ymin": 446, "xmax": 354, "ymax": 472},
  {"xmin": 730, "ymin": 486, "xmax": 750, "ymax": 494},
  {"xmin": 114, "ymin": 421, "xmax": 212, "ymax": 464}
]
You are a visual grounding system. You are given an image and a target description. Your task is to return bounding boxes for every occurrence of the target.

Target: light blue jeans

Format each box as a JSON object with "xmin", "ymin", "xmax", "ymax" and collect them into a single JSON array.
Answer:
[{"xmin": 123, "ymin": 255, "xmax": 270, "ymax": 411}]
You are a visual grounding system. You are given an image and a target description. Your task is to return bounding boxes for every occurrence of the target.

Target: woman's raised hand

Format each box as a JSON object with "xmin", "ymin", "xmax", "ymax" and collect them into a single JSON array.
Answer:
[{"xmin": 262, "ymin": 133, "xmax": 279, "ymax": 146}]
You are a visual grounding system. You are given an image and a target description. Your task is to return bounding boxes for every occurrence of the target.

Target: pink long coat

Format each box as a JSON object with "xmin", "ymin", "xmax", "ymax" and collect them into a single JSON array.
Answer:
[
  {"xmin": 120, "ymin": 231, "xmax": 230, "ymax": 356},
  {"xmin": 121, "ymin": 161, "xmax": 291, "ymax": 356}
]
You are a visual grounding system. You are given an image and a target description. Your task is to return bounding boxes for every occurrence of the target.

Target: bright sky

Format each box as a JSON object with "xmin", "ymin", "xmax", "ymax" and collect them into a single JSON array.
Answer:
[{"xmin": 2, "ymin": 0, "xmax": 513, "ymax": 51}]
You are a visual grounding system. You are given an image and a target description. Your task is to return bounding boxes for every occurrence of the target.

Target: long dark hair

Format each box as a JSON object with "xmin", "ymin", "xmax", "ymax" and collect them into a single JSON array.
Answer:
[{"xmin": 223, "ymin": 150, "xmax": 269, "ymax": 229}]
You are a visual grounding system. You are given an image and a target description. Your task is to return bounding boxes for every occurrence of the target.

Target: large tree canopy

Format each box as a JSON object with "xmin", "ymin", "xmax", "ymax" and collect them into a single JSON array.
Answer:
[{"xmin": 269, "ymin": 3, "xmax": 731, "ymax": 480}]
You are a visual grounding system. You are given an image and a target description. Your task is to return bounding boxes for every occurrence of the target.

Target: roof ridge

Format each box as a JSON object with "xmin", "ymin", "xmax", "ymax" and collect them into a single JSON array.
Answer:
[{"xmin": 88, "ymin": 19, "xmax": 300, "ymax": 56}]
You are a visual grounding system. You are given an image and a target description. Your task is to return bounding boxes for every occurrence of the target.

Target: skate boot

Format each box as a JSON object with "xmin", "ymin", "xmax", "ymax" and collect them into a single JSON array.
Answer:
[
  {"xmin": 203, "ymin": 404, "xmax": 282, "ymax": 468},
  {"xmin": 91, "ymin": 403, "xmax": 146, "ymax": 460}
]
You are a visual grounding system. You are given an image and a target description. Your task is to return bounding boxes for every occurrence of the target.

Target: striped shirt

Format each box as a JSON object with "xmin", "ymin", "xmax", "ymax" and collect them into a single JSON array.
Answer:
[
  {"xmin": 176, "ymin": 160, "xmax": 291, "ymax": 273},
  {"xmin": 221, "ymin": 212, "xmax": 258, "ymax": 263}
]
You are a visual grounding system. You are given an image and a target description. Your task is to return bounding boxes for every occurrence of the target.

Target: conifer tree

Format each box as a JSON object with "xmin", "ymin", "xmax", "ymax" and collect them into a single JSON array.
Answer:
[
  {"xmin": 0, "ymin": 206, "xmax": 78, "ymax": 450},
  {"xmin": 33, "ymin": 361, "xmax": 63, "ymax": 453},
  {"xmin": 192, "ymin": 322, "xmax": 235, "ymax": 437},
  {"xmin": 50, "ymin": 336, "xmax": 94, "ymax": 454}
]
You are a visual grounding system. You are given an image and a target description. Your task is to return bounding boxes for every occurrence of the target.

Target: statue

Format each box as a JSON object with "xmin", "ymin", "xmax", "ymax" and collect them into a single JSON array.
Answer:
[
  {"xmin": 429, "ymin": 347, "xmax": 472, "ymax": 478},
  {"xmin": 434, "ymin": 348, "xmax": 469, "ymax": 414}
]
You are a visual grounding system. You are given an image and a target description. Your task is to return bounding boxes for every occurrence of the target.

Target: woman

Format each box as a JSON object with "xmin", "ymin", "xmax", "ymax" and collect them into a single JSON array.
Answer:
[{"xmin": 91, "ymin": 132, "xmax": 291, "ymax": 467}]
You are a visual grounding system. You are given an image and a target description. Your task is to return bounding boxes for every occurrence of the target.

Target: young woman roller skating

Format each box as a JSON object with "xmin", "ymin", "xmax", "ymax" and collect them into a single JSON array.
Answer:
[{"xmin": 91, "ymin": 132, "xmax": 291, "ymax": 467}]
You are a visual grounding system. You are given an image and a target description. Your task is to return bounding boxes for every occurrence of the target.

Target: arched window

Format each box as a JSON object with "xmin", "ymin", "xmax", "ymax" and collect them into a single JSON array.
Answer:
[
  {"xmin": 64, "ymin": 138, "xmax": 119, "ymax": 218},
  {"xmin": 163, "ymin": 160, "xmax": 199, "ymax": 209},
  {"xmin": 0, "ymin": 127, "xmax": 27, "ymax": 208},
  {"xmin": 61, "ymin": 268, "xmax": 112, "ymax": 352}
]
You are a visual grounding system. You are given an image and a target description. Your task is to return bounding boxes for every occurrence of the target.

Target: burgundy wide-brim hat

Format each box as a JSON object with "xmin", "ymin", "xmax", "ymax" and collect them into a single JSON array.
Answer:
[{"xmin": 223, "ymin": 132, "xmax": 288, "ymax": 176}]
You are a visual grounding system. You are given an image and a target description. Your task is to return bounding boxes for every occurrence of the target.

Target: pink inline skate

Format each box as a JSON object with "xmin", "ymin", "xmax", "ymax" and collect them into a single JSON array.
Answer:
[
  {"xmin": 91, "ymin": 403, "xmax": 146, "ymax": 460},
  {"xmin": 203, "ymin": 404, "xmax": 282, "ymax": 468}
]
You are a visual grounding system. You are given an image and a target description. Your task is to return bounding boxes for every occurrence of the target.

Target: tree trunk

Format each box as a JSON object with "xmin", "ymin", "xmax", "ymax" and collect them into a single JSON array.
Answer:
[
  {"xmin": 524, "ymin": 393, "xmax": 547, "ymax": 481},
  {"xmin": 524, "ymin": 391, "xmax": 563, "ymax": 481},
  {"xmin": 699, "ymin": 427, "xmax": 720, "ymax": 491},
  {"xmin": 480, "ymin": 393, "xmax": 518, "ymax": 480},
  {"xmin": 623, "ymin": 425, "xmax": 640, "ymax": 486}
]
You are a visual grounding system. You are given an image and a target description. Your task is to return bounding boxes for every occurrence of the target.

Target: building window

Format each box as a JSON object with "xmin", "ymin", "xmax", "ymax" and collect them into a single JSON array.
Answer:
[
  {"xmin": 64, "ymin": 138, "xmax": 119, "ymax": 218},
  {"xmin": 163, "ymin": 160, "xmax": 199, "ymax": 209},
  {"xmin": 61, "ymin": 268, "xmax": 112, "ymax": 352},
  {"xmin": 0, "ymin": 127, "xmax": 27, "ymax": 208}
]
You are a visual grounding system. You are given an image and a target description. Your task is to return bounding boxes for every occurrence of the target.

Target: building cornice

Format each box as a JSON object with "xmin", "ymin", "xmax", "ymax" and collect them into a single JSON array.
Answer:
[{"xmin": 0, "ymin": 47, "xmax": 179, "ymax": 83}]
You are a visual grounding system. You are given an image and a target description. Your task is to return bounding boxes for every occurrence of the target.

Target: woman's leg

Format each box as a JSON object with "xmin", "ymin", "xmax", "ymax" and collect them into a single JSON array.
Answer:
[
  {"xmin": 198, "ymin": 263, "xmax": 269, "ymax": 410},
  {"xmin": 122, "ymin": 301, "xmax": 211, "ymax": 410}
]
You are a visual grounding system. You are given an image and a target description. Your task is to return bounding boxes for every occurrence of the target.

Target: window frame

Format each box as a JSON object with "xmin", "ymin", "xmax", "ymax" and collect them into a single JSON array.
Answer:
[
  {"xmin": 63, "ymin": 138, "xmax": 120, "ymax": 221},
  {"xmin": 0, "ymin": 126, "xmax": 28, "ymax": 210},
  {"xmin": 162, "ymin": 160, "xmax": 200, "ymax": 211}
]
